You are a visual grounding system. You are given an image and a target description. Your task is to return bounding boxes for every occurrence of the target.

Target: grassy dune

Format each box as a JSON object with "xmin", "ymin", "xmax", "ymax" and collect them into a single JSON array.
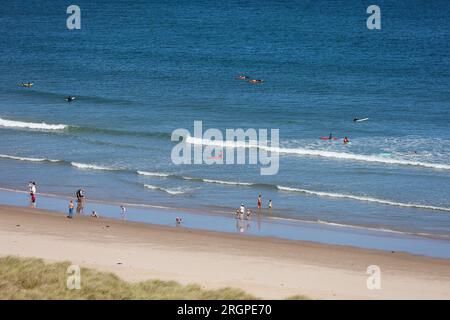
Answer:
[{"xmin": 0, "ymin": 256, "xmax": 258, "ymax": 300}]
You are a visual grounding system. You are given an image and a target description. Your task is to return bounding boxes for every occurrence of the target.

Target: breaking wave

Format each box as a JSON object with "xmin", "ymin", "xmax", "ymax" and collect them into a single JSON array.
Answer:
[
  {"xmin": 185, "ymin": 136, "xmax": 450, "ymax": 170},
  {"xmin": 276, "ymin": 186, "xmax": 450, "ymax": 212},
  {"xmin": 0, "ymin": 117, "xmax": 67, "ymax": 130},
  {"xmin": 144, "ymin": 184, "xmax": 188, "ymax": 195}
]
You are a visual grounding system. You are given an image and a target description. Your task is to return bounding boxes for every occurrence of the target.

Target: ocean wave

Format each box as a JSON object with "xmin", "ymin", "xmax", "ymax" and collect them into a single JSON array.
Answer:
[
  {"xmin": 186, "ymin": 136, "xmax": 450, "ymax": 170},
  {"xmin": 276, "ymin": 185, "xmax": 450, "ymax": 213},
  {"xmin": 137, "ymin": 170, "xmax": 170, "ymax": 177},
  {"xmin": 0, "ymin": 154, "xmax": 61, "ymax": 163},
  {"xmin": 70, "ymin": 162, "xmax": 121, "ymax": 171},
  {"xmin": 202, "ymin": 178, "xmax": 254, "ymax": 186},
  {"xmin": 68, "ymin": 126, "xmax": 170, "ymax": 139},
  {"xmin": 144, "ymin": 184, "xmax": 187, "ymax": 195},
  {"xmin": 0, "ymin": 117, "xmax": 67, "ymax": 130}
]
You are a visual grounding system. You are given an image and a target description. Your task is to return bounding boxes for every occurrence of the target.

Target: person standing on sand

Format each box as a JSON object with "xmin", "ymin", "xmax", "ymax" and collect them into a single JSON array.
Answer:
[
  {"xmin": 76, "ymin": 188, "xmax": 85, "ymax": 214},
  {"xmin": 239, "ymin": 203, "xmax": 245, "ymax": 219},
  {"xmin": 268, "ymin": 199, "xmax": 272, "ymax": 209},
  {"xmin": 29, "ymin": 182, "xmax": 37, "ymax": 205},
  {"xmin": 68, "ymin": 200, "xmax": 74, "ymax": 218},
  {"xmin": 257, "ymin": 195, "xmax": 262, "ymax": 210}
]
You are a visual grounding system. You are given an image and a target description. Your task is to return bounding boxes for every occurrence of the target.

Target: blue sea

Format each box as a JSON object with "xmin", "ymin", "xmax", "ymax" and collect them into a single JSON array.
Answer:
[{"xmin": 0, "ymin": 1, "xmax": 449, "ymax": 254}]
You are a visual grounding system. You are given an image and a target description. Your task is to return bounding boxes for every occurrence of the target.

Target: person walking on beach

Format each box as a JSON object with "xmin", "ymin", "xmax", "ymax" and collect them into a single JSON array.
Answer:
[
  {"xmin": 67, "ymin": 200, "xmax": 74, "ymax": 219},
  {"xmin": 76, "ymin": 188, "xmax": 85, "ymax": 214},
  {"xmin": 257, "ymin": 195, "xmax": 262, "ymax": 210},
  {"xmin": 268, "ymin": 199, "xmax": 272, "ymax": 209}
]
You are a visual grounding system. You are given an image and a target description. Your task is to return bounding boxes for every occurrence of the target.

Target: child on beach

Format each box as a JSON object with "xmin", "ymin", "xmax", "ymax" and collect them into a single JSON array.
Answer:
[
  {"xmin": 257, "ymin": 195, "xmax": 262, "ymax": 209},
  {"xmin": 240, "ymin": 204, "xmax": 245, "ymax": 217},
  {"xmin": 246, "ymin": 209, "xmax": 252, "ymax": 219},
  {"xmin": 268, "ymin": 200, "xmax": 272, "ymax": 209},
  {"xmin": 91, "ymin": 210, "xmax": 98, "ymax": 218},
  {"xmin": 68, "ymin": 200, "xmax": 74, "ymax": 218}
]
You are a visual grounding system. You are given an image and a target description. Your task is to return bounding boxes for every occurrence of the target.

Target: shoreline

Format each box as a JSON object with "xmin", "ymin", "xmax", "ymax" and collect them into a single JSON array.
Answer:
[
  {"xmin": 1, "ymin": 187, "xmax": 450, "ymax": 259},
  {"xmin": 0, "ymin": 204, "xmax": 449, "ymax": 299}
]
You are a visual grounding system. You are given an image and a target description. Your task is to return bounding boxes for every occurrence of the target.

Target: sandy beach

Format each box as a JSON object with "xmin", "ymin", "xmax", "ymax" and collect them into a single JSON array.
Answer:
[{"xmin": 0, "ymin": 204, "xmax": 449, "ymax": 299}]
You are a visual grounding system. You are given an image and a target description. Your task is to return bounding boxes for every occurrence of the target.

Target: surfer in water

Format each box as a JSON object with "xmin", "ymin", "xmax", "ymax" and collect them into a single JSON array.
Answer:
[
  {"xmin": 248, "ymin": 79, "xmax": 264, "ymax": 84},
  {"xmin": 343, "ymin": 137, "xmax": 349, "ymax": 144},
  {"xmin": 329, "ymin": 133, "xmax": 333, "ymax": 140},
  {"xmin": 65, "ymin": 96, "xmax": 75, "ymax": 102}
]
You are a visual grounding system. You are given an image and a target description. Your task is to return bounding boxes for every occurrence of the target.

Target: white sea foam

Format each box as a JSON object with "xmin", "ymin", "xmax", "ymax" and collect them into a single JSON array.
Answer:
[
  {"xmin": 186, "ymin": 136, "xmax": 450, "ymax": 170},
  {"xmin": 137, "ymin": 170, "xmax": 170, "ymax": 177},
  {"xmin": 0, "ymin": 154, "xmax": 60, "ymax": 163},
  {"xmin": 144, "ymin": 184, "xmax": 187, "ymax": 195},
  {"xmin": 202, "ymin": 179, "xmax": 254, "ymax": 186},
  {"xmin": 0, "ymin": 117, "xmax": 67, "ymax": 130},
  {"xmin": 71, "ymin": 162, "xmax": 118, "ymax": 171},
  {"xmin": 276, "ymin": 186, "xmax": 450, "ymax": 212}
]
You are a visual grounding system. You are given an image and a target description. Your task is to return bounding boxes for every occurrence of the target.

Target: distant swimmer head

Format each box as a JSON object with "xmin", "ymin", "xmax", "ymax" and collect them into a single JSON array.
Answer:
[{"xmin": 237, "ymin": 75, "xmax": 249, "ymax": 80}]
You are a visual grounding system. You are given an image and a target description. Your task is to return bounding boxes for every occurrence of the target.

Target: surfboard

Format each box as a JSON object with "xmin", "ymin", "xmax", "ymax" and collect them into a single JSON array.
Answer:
[
  {"xmin": 355, "ymin": 118, "xmax": 369, "ymax": 122},
  {"xmin": 320, "ymin": 137, "xmax": 337, "ymax": 140}
]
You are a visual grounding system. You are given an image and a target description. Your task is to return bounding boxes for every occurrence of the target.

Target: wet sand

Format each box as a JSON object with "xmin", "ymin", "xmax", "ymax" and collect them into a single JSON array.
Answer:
[{"xmin": 0, "ymin": 204, "xmax": 449, "ymax": 299}]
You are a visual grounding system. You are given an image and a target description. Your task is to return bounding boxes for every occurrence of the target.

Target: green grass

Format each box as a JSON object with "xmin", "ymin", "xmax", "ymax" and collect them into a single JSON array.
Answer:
[
  {"xmin": 0, "ymin": 256, "xmax": 309, "ymax": 300},
  {"xmin": 0, "ymin": 256, "xmax": 257, "ymax": 300}
]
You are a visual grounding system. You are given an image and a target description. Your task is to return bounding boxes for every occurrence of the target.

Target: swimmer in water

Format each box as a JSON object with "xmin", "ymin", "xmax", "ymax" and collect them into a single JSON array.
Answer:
[
  {"xmin": 248, "ymin": 79, "xmax": 264, "ymax": 84},
  {"xmin": 343, "ymin": 137, "xmax": 349, "ymax": 144},
  {"xmin": 237, "ymin": 75, "xmax": 249, "ymax": 80}
]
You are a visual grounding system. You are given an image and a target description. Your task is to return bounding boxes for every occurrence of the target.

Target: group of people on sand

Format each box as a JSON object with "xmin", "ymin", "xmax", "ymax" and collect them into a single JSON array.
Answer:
[
  {"xmin": 67, "ymin": 188, "xmax": 86, "ymax": 218},
  {"xmin": 56, "ymin": 189, "xmax": 85, "ymax": 219},
  {"xmin": 26, "ymin": 182, "xmax": 127, "ymax": 220},
  {"xmin": 235, "ymin": 194, "xmax": 272, "ymax": 220},
  {"xmin": 68, "ymin": 188, "xmax": 101, "ymax": 219}
]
